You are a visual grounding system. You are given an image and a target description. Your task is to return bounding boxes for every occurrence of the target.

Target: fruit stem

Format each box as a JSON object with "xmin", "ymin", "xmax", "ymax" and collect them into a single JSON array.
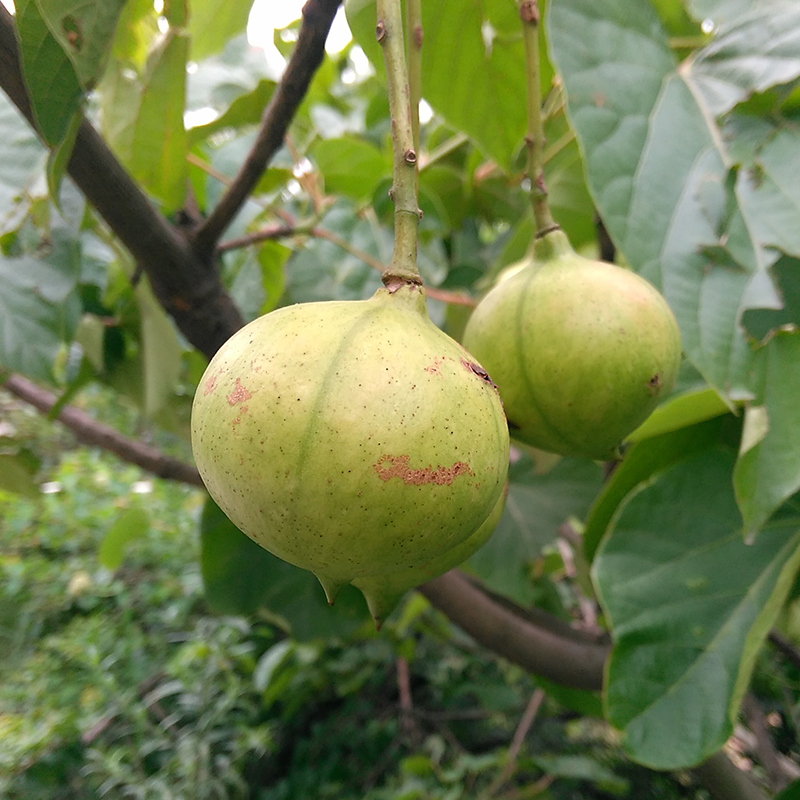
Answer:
[
  {"xmin": 519, "ymin": 0, "xmax": 557, "ymax": 238},
  {"xmin": 406, "ymin": 0, "xmax": 422, "ymax": 153},
  {"xmin": 377, "ymin": 0, "xmax": 423, "ymax": 287}
]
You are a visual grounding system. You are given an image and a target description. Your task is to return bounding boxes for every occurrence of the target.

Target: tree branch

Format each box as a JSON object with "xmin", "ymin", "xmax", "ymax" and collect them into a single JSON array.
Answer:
[
  {"xmin": 417, "ymin": 570, "xmax": 609, "ymax": 691},
  {"xmin": 2, "ymin": 375, "xmax": 203, "ymax": 487},
  {"xmin": 191, "ymin": 0, "xmax": 343, "ymax": 255},
  {"xmin": 0, "ymin": 6, "xmax": 243, "ymax": 361}
]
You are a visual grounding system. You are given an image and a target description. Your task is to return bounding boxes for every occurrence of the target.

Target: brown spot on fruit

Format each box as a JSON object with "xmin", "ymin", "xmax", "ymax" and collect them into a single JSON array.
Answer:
[
  {"xmin": 232, "ymin": 405, "xmax": 249, "ymax": 428},
  {"xmin": 461, "ymin": 359, "xmax": 497, "ymax": 389},
  {"xmin": 227, "ymin": 377, "xmax": 252, "ymax": 405},
  {"xmin": 424, "ymin": 356, "xmax": 446, "ymax": 375},
  {"xmin": 373, "ymin": 454, "xmax": 474, "ymax": 486},
  {"xmin": 204, "ymin": 370, "xmax": 220, "ymax": 396},
  {"xmin": 647, "ymin": 374, "xmax": 661, "ymax": 394}
]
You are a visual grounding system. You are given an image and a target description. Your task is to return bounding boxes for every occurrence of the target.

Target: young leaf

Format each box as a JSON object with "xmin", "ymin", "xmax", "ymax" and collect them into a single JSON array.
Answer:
[
  {"xmin": 594, "ymin": 447, "xmax": 800, "ymax": 769},
  {"xmin": 188, "ymin": 0, "xmax": 253, "ymax": 61}
]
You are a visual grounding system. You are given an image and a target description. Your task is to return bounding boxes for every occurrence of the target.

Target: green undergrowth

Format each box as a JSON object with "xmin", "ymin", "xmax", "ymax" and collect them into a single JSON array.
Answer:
[{"xmin": 0, "ymin": 390, "xmax": 709, "ymax": 799}]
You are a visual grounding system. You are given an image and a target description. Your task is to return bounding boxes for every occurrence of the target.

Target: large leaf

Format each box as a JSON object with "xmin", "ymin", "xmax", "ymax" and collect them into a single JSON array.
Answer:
[
  {"xmin": 584, "ymin": 415, "xmax": 735, "ymax": 561},
  {"xmin": 594, "ymin": 447, "xmax": 800, "ymax": 769},
  {"xmin": 14, "ymin": 0, "xmax": 83, "ymax": 147},
  {"xmin": 200, "ymin": 496, "xmax": 369, "ymax": 640},
  {"xmin": 468, "ymin": 455, "xmax": 604, "ymax": 605},
  {"xmin": 688, "ymin": 1, "xmax": 800, "ymax": 116},
  {"xmin": 313, "ymin": 136, "xmax": 391, "ymax": 200},
  {"xmin": 100, "ymin": 29, "xmax": 188, "ymax": 211},
  {"xmin": 37, "ymin": 0, "xmax": 127, "ymax": 89}
]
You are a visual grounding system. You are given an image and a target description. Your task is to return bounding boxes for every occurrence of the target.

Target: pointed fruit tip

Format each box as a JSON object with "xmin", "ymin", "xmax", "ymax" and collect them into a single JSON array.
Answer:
[{"xmin": 315, "ymin": 573, "xmax": 345, "ymax": 605}]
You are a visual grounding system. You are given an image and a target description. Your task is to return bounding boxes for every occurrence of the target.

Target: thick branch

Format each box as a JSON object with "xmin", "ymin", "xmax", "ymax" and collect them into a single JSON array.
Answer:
[
  {"xmin": 2, "ymin": 375, "xmax": 203, "ymax": 487},
  {"xmin": 192, "ymin": 0, "xmax": 343, "ymax": 254},
  {"xmin": 0, "ymin": 7, "xmax": 243, "ymax": 360},
  {"xmin": 418, "ymin": 570, "xmax": 609, "ymax": 691}
]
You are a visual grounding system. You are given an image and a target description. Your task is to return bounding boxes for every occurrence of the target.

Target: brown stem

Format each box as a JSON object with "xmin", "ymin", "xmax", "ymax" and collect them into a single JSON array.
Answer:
[
  {"xmin": 2, "ymin": 375, "xmax": 203, "ymax": 487},
  {"xmin": 191, "ymin": 0, "xmax": 343, "ymax": 255},
  {"xmin": 417, "ymin": 570, "xmax": 609, "ymax": 691},
  {"xmin": 0, "ymin": 7, "xmax": 243, "ymax": 361}
]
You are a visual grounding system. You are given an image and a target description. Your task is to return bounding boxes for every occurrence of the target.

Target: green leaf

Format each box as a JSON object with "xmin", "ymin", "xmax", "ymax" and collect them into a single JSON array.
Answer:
[
  {"xmin": 14, "ymin": 0, "xmax": 84, "ymax": 145},
  {"xmin": 187, "ymin": 78, "xmax": 276, "ymax": 145},
  {"xmin": 736, "ymin": 125, "xmax": 800, "ymax": 261},
  {"xmin": 135, "ymin": 280, "xmax": 182, "ymax": 419},
  {"xmin": 0, "ymin": 453, "xmax": 40, "ymax": 498},
  {"xmin": 628, "ymin": 386, "xmax": 731, "ymax": 442},
  {"xmin": 735, "ymin": 332, "xmax": 800, "ymax": 534},
  {"xmin": 313, "ymin": 137, "xmax": 390, "ymax": 200},
  {"xmin": 741, "ymin": 254, "xmax": 800, "ymax": 344},
  {"xmin": 100, "ymin": 29, "xmax": 188, "ymax": 211},
  {"xmin": 688, "ymin": 2, "xmax": 800, "ymax": 116},
  {"xmin": 0, "ymin": 230, "xmax": 82, "ymax": 381},
  {"xmin": 200, "ymin": 496, "xmax": 368, "ymax": 640},
  {"xmin": 468, "ymin": 455, "xmax": 604, "ymax": 605},
  {"xmin": 98, "ymin": 506, "xmax": 150, "ymax": 570},
  {"xmin": 188, "ymin": 0, "xmax": 252, "ymax": 61},
  {"xmin": 46, "ymin": 111, "xmax": 81, "ymax": 203},
  {"xmin": 584, "ymin": 415, "xmax": 734, "ymax": 561},
  {"xmin": 36, "ymin": 0, "xmax": 127, "ymax": 90},
  {"xmin": 0, "ymin": 94, "xmax": 45, "ymax": 213},
  {"xmin": 227, "ymin": 241, "xmax": 290, "ymax": 322},
  {"xmin": 594, "ymin": 448, "xmax": 800, "ymax": 769}
]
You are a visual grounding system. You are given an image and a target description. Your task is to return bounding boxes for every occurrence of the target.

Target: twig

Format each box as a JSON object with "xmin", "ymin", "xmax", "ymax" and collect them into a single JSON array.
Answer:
[
  {"xmin": 2, "ymin": 375, "xmax": 203, "ymax": 487},
  {"xmin": 396, "ymin": 656, "xmax": 417, "ymax": 740},
  {"xmin": 768, "ymin": 630, "xmax": 800, "ymax": 672},
  {"xmin": 484, "ymin": 689, "xmax": 546, "ymax": 798},
  {"xmin": 192, "ymin": 0, "xmax": 343, "ymax": 254},
  {"xmin": 741, "ymin": 694, "xmax": 791, "ymax": 793}
]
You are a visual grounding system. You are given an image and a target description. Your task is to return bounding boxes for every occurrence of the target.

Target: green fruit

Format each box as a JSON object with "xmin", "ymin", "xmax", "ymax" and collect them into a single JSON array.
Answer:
[
  {"xmin": 191, "ymin": 283, "xmax": 509, "ymax": 603},
  {"xmin": 462, "ymin": 229, "xmax": 682, "ymax": 460},
  {"xmin": 353, "ymin": 482, "xmax": 507, "ymax": 627}
]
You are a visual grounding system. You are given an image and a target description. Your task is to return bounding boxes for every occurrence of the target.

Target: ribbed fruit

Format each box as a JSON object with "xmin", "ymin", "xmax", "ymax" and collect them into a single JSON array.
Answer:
[
  {"xmin": 462, "ymin": 229, "xmax": 681, "ymax": 460},
  {"xmin": 191, "ymin": 283, "xmax": 509, "ymax": 604},
  {"xmin": 353, "ymin": 483, "xmax": 507, "ymax": 626}
]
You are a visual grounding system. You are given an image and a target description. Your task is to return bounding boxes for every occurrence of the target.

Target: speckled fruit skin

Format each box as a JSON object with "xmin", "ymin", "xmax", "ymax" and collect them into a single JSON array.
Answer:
[
  {"xmin": 191, "ymin": 283, "xmax": 509, "ymax": 602},
  {"xmin": 462, "ymin": 229, "xmax": 682, "ymax": 460},
  {"xmin": 353, "ymin": 484, "xmax": 506, "ymax": 626}
]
